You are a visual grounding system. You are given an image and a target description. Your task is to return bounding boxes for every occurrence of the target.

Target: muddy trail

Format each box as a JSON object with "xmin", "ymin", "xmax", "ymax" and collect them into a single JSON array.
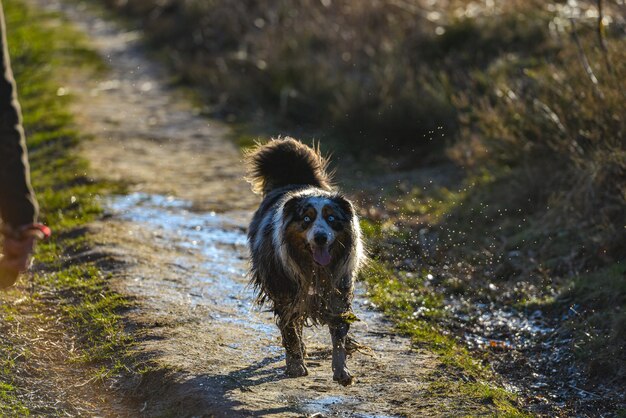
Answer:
[{"xmin": 22, "ymin": 1, "xmax": 496, "ymax": 417}]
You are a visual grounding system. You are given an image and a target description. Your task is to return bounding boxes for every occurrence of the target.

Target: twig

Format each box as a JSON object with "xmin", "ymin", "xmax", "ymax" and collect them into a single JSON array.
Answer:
[
  {"xmin": 596, "ymin": 0, "xmax": 625, "ymax": 98},
  {"xmin": 568, "ymin": 383, "xmax": 602, "ymax": 399},
  {"xmin": 569, "ymin": 18, "xmax": 605, "ymax": 100},
  {"xmin": 388, "ymin": 0, "xmax": 421, "ymax": 15},
  {"xmin": 73, "ymin": 375, "xmax": 99, "ymax": 388},
  {"xmin": 29, "ymin": 272, "xmax": 36, "ymax": 297},
  {"xmin": 596, "ymin": 0, "xmax": 609, "ymax": 56}
]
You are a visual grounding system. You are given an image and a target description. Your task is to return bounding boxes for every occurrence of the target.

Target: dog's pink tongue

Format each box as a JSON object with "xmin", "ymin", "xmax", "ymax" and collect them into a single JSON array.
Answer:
[{"xmin": 313, "ymin": 246, "xmax": 332, "ymax": 266}]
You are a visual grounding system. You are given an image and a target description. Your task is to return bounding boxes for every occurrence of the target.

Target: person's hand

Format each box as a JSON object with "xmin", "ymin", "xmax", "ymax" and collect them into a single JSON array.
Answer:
[
  {"xmin": 0, "ymin": 224, "xmax": 50, "ymax": 289},
  {"xmin": 3, "ymin": 233, "xmax": 36, "ymax": 269}
]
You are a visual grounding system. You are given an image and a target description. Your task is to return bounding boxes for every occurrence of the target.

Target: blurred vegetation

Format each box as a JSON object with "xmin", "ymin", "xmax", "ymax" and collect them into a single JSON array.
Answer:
[
  {"xmin": 94, "ymin": 0, "xmax": 624, "ymax": 258},
  {"xmin": 96, "ymin": 0, "xmax": 463, "ymax": 153}
]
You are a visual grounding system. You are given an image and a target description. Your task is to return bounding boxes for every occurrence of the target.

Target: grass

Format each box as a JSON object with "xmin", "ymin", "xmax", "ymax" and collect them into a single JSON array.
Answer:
[
  {"xmin": 360, "ymin": 260, "xmax": 529, "ymax": 417},
  {"xmin": 0, "ymin": 300, "xmax": 30, "ymax": 416},
  {"xmin": 357, "ymin": 163, "xmax": 624, "ymax": 413},
  {"xmin": 0, "ymin": 382, "xmax": 29, "ymax": 417},
  {"xmin": 358, "ymin": 166, "xmax": 624, "ymax": 413},
  {"xmin": 0, "ymin": 0, "xmax": 131, "ymax": 413},
  {"xmin": 560, "ymin": 263, "xmax": 626, "ymax": 381}
]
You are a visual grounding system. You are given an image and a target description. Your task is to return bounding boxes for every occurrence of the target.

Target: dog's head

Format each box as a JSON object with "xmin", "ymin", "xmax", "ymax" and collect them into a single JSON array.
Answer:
[{"xmin": 283, "ymin": 194, "xmax": 355, "ymax": 267}]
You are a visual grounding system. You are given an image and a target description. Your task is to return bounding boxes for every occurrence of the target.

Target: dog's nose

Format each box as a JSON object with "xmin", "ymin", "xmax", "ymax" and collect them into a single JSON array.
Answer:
[{"xmin": 314, "ymin": 232, "xmax": 328, "ymax": 245}]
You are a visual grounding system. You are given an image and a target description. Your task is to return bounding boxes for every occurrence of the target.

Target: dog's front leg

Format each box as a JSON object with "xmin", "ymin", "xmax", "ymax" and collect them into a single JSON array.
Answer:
[
  {"xmin": 329, "ymin": 321, "xmax": 353, "ymax": 385},
  {"xmin": 279, "ymin": 319, "xmax": 308, "ymax": 377}
]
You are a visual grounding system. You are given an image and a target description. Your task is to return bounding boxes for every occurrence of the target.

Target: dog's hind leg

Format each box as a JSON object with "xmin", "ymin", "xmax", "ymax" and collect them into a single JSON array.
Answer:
[
  {"xmin": 279, "ymin": 317, "xmax": 308, "ymax": 377},
  {"xmin": 329, "ymin": 321, "xmax": 353, "ymax": 386}
]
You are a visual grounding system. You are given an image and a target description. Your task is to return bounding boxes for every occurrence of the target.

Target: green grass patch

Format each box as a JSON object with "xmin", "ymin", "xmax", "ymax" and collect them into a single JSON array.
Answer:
[
  {"xmin": 360, "ymin": 260, "xmax": 527, "ymax": 416},
  {"xmin": 0, "ymin": 0, "xmax": 131, "ymax": 412},
  {"xmin": 0, "ymin": 381, "xmax": 29, "ymax": 417},
  {"xmin": 35, "ymin": 264, "xmax": 131, "ymax": 372},
  {"xmin": 359, "ymin": 218, "xmax": 384, "ymax": 242},
  {"xmin": 0, "ymin": 311, "xmax": 30, "ymax": 417},
  {"xmin": 398, "ymin": 185, "xmax": 468, "ymax": 224}
]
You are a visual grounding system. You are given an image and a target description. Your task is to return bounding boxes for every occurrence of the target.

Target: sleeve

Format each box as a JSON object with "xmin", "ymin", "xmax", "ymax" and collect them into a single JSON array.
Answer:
[{"xmin": 0, "ymin": 2, "xmax": 38, "ymax": 228}]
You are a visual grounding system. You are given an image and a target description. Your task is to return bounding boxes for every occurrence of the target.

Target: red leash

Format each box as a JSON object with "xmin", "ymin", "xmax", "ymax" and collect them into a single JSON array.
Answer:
[
  {"xmin": 21, "ymin": 223, "xmax": 52, "ymax": 240},
  {"xmin": 1, "ymin": 223, "xmax": 51, "ymax": 240}
]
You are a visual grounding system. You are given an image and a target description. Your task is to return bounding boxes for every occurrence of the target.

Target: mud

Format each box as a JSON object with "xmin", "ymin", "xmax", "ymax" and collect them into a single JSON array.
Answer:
[{"xmin": 23, "ymin": 1, "xmax": 484, "ymax": 416}]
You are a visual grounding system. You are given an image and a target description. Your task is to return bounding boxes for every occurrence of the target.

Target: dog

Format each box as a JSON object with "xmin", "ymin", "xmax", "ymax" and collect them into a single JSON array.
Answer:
[{"xmin": 246, "ymin": 137, "xmax": 364, "ymax": 385}]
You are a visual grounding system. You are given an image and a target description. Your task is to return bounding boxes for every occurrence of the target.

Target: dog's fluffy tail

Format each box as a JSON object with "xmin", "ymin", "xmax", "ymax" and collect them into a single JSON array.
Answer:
[{"xmin": 245, "ymin": 137, "xmax": 332, "ymax": 195}]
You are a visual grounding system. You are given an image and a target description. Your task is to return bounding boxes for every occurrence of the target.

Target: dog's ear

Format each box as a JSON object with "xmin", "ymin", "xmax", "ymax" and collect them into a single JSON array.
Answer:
[
  {"xmin": 333, "ymin": 195, "xmax": 355, "ymax": 220},
  {"xmin": 283, "ymin": 196, "xmax": 304, "ymax": 222}
]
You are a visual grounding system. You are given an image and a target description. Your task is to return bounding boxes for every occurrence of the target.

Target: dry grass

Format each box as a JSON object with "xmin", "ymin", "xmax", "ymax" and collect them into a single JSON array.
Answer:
[
  {"xmin": 450, "ymin": 0, "xmax": 625, "ymax": 266},
  {"xmin": 98, "ymin": 0, "xmax": 462, "ymax": 152}
]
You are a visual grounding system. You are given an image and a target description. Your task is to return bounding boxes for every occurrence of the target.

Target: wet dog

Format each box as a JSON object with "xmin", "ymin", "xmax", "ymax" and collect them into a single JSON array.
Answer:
[{"xmin": 246, "ymin": 138, "xmax": 364, "ymax": 385}]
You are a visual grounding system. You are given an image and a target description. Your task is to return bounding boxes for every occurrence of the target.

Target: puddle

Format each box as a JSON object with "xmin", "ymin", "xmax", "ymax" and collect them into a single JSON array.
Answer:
[
  {"xmin": 442, "ymin": 294, "xmax": 586, "ymax": 412},
  {"xmin": 457, "ymin": 303, "xmax": 554, "ymax": 350},
  {"xmin": 300, "ymin": 395, "xmax": 352, "ymax": 414},
  {"xmin": 108, "ymin": 192, "xmax": 383, "ymax": 332},
  {"xmin": 436, "ymin": 295, "xmax": 555, "ymax": 351},
  {"xmin": 108, "ymin": 193, "xmax": 271, "ymax": 330},
  {"xmin": 299, "ymin": 396, "xmax": 400, "ymax": 418}
]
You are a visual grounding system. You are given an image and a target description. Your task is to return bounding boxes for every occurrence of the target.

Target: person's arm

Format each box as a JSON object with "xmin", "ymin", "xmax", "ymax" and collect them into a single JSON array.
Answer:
[
  {"xmin": 0, "ymin": 2, "xmax": 38, "ymax": 228},
  {"xmin": 0, "ymin": 2, "xmax": 41, "ymax": 288}
]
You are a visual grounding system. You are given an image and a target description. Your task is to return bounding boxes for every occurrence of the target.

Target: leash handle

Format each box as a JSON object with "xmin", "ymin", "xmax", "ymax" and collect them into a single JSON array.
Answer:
[{"xmin": 21, "ymin": 223, "xmax": 52, "ymax": 240}]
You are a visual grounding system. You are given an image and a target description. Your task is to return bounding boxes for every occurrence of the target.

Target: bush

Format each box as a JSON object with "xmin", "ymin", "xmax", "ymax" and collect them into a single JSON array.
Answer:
[
  {"xmin": 450, "ymin": 0, "xmax": 625, "ymax": 268},
  {"xmin": 97, "ymin": 0, "xmax": 458, "ymax": 152}
]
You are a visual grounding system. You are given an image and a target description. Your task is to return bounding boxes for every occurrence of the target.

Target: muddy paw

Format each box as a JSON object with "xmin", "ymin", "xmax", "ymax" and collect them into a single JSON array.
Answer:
[
  {"xmin": 285, "ymin": 361, "xmax": 309, "ymax": 378},
  {"xmin": 333, "ymin": 368, "xmax": 354, "ymax": 386}
]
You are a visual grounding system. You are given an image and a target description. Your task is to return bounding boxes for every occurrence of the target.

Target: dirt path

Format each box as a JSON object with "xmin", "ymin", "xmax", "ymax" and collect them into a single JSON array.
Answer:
[{"xmin": 28, "ymin": 1, "xmax": 485, "ymax": 417}]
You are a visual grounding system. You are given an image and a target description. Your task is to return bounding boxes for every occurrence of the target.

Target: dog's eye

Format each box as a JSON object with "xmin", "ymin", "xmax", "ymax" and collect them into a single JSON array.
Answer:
[
  {"xmin": 303, "ymin": 216, "xmax": 311, "ymax": 223},
  {"xmin": 328, "ymin": 215, "xmax": 335, "ymax": 222}
]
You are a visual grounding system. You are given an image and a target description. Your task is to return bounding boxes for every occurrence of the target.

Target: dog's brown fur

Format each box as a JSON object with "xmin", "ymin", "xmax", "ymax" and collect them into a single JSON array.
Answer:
[{"xmin": 246, "ymin": 138, "xmax": 364, "ymax": 385}]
